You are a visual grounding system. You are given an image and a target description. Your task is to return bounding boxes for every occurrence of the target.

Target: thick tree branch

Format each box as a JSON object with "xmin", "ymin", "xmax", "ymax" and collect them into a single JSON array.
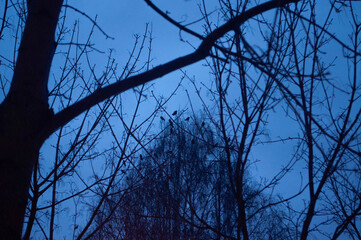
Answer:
[
  {"xmin": 144, "ymin": 0, "xmax": 204, "ymax": 40},
  {"xmin": 46, "ymin": 0, "xmax": 299, "ymax": 136}
]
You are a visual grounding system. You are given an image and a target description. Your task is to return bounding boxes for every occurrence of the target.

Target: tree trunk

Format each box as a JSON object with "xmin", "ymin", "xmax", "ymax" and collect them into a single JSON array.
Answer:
[
  {"xmin": 0, "ymin": 121, "xmax": 42, "ymax": 239},
  {"xmin": 0, "ymin": 0, "xmax": 63, "ymax": 238},
  {"xmin": 0, "ymin": 84, "xmax": 55, "ymax": 239}
]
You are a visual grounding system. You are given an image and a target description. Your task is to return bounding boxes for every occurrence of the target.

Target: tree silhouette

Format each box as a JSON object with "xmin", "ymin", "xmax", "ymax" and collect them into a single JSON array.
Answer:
[
  {"xmin": 90, "ymin": 116, "xmax": 291, "ymax": 239},
  {"xmin": 1, "ymin": 0, "xmax": 360, "ymax": 239},
  {"xmin": 0, "ymin": 0, "xmax": 297, "ymax": 237}
]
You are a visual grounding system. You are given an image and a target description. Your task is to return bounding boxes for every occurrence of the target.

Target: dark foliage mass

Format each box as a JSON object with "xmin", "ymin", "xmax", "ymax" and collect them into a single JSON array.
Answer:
[{"xmin": 91, "ymin": 117, "xmax": 290, "ymax": 240}]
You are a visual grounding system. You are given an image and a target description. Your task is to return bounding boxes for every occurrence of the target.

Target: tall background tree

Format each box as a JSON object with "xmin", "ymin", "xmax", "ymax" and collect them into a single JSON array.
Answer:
[{"xmin": 91, "ymin": 116, "xmax": 290, "ymax": 240}]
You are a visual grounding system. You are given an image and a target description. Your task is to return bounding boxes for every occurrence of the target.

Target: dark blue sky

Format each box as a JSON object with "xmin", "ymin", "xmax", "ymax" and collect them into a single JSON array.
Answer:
[{"xmin": 1, "ymin": 0, "xmax": 360, "ymax": 238}]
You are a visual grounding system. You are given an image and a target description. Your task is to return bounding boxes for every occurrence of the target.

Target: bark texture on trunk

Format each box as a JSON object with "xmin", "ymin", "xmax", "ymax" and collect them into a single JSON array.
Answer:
[{"xmin": 0, "ymin": 0, "xmax": 63, "ymax": 238}]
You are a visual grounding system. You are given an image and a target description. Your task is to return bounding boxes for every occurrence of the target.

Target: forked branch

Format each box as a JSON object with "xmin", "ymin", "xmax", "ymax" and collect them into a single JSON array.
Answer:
[{"xmin": 47, "ymin": 0, "xmax": 299, "ymax": 136}]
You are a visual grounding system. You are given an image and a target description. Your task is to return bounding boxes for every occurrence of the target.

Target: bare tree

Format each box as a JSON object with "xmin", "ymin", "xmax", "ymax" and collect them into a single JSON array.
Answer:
[
  {"xmin": 18, "ymin": 20, "xmax": 172, "ymax": 238},
  {"xmin": 2, "ymin": 0, "xmax": 360, "ymax": 239},
  {"xmin": 0, "ymin": 0, "xmax": 298, "ymax": 238},
  {"xmin": 161, "ymin": 0, "xmax": 361, "ymax": 239},
  {"xmin": 277, "ymin": 1, "xmax": 361, "ymax": 239}
]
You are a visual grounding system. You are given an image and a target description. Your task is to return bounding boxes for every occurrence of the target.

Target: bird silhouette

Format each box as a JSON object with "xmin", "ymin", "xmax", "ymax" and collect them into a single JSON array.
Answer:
[
  {"xmin": 172, "ymin": 110, "xmax": 177, "ymax": 116},
  {"xmin": 160, "ymin": 116, "xmax": 165, "ymax": 121},
  {"xmin": 185, "ymin": 117, "xmax": 190, "ymax": 121}
]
